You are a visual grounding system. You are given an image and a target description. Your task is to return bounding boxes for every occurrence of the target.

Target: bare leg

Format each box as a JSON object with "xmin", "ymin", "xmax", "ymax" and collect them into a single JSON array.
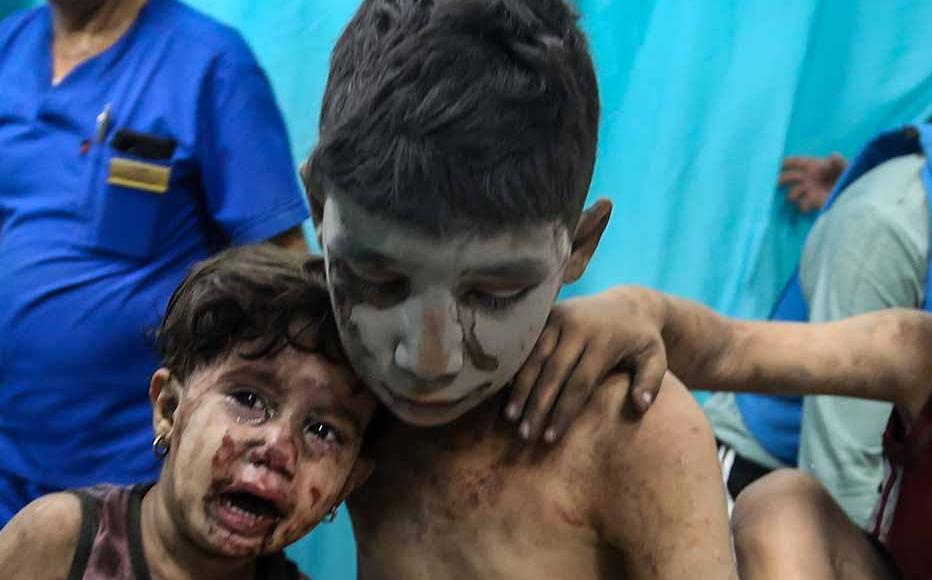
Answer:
[{"xmin": 732, "ymin": 470, "xmax": 898, "ymax": 580}]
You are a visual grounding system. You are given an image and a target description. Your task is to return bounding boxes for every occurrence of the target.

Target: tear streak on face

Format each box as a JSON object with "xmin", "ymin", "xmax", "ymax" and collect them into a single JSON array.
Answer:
[
  {"xmin": 319, "ymin": 192, "xmax": 571, "ymax": 426},
  {"xmin": 163, "ymin": 348, "xmax": 376, "ymax": 558}
]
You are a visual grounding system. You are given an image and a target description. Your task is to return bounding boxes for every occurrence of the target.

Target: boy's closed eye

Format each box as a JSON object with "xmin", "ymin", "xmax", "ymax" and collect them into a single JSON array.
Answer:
[{"xmin": 460, "ymin": 285, "xmax": 537, "ymax": 311}]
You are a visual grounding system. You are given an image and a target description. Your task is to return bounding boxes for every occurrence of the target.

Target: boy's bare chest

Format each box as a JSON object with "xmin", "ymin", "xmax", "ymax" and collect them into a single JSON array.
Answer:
[{"xmin": 347, "ymin": 412, "xmax": 611, "ymax": 580}]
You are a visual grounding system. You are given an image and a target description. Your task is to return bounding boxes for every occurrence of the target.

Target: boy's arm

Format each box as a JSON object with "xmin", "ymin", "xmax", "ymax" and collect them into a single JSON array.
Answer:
[
  {"xmin": 0, "ymin": 493, "xmax": 83, "ymax": 580},
  {"xmin": 655, "ymin": 290, "xmax": 932, "ymax": 422},
  {"xmin": 512, "ymin": 286, "xmax": 932, "ymax": 435},
  {"xmin": 592, "ymin": 373, "xmax": 737, "ymax": 580}
]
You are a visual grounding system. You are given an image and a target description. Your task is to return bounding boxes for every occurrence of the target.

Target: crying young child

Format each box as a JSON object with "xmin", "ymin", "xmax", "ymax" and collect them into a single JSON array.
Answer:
[{"xmin": 0, "ymin": 245, "xmax": 378, "ymax": 580}]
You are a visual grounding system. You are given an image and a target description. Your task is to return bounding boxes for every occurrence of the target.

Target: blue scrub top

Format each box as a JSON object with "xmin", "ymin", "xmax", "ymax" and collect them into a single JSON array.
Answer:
[{"xmin": 0, "ymin": 0, "xmax": 309, "ymax": 489}]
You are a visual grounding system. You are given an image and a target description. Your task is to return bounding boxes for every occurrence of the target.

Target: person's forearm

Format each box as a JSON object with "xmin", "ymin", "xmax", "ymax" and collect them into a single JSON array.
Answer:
[
  {"xmin": 649, "ymin": 290, "xmax": 742, "ymax": 391},
  {"xmin": 651, "ymin": 290, "xmax": 932, "ymax": 418}
]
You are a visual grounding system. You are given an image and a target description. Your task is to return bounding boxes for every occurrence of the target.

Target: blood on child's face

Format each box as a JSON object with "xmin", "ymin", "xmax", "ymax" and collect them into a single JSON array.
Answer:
[
  {"xmin": 319, "ymin": 192, "xmax": 571, "ymax": 426},
  {"xmin": 163, "ymin": 348, "xmax": 376, "ymax": 558}
]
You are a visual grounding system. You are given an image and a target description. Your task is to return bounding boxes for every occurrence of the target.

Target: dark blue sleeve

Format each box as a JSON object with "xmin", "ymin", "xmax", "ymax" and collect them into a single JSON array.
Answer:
[{"xmin": 196, "ymin": 36, "xmax": 309, "ymax": 245}]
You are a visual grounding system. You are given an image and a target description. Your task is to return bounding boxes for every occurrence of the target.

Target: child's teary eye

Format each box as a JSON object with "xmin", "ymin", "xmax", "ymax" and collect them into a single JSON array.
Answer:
[
  {"xmin": 228, "ymin": 390, "xmax": 271, "ymax": 422},
  {"xmin": 305, "ymin": 421, "xmax": 343, "ymax": 446}
]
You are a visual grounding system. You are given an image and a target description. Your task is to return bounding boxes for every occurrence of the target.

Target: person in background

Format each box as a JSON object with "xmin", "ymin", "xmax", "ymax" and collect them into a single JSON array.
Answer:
[
  {"xmin": 704, "ymin": 120, "xmax": 931, "ymax": 526},
  {"xmin": 780, "ymin": 112, "xmax": 931, "ymax": 213},
  {"xmin": 523, "ymin": 286, "xmax": 932, "ymax": 579},
  {"xmin": 0, "ymin": 0, "xmax": 309, "ymax": 525},
  {"xmin": 779, "ymin": 153, "xmax": 848, "ymax": 213}
]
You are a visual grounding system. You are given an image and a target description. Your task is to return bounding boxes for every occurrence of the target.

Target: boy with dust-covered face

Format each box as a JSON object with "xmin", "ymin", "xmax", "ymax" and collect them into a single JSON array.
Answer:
[
  {"xmin": 0, "ymin": 247, "xmax": 378, "ymax": 580},
  {"xmin": 302, "ymin": 1, "xmax": 737, "ymax": 578}
]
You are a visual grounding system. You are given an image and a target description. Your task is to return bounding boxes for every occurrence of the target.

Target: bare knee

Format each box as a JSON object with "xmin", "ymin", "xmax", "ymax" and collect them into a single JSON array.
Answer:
[
  {"xmin": 732, "ymin": 469, "xmax": 832, "ymax": 552},
  {"xmin": 732, "ymin": 470, "xmax": 838, "ymax": 579},
  {"xmin": 734, "ymin": 469, "xmax": 828, "ymax": 523}
]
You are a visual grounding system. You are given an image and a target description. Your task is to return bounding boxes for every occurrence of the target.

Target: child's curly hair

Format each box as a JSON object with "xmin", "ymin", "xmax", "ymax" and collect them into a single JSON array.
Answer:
[{"xmin": 156, "ymin": 245, "xmax": 346, "ymax": 382}]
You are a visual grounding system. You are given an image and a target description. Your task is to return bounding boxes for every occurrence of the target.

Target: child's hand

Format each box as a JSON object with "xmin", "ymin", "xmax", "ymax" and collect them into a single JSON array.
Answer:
[{"xmin": 504, "ymin": 287, "xmax": 668, "ymax": 443}]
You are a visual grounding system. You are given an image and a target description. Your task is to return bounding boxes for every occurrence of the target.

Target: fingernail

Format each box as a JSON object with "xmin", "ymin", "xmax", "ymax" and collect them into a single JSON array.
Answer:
[
  {"xmin": 519, "ymin": 422, "xmax": 530, "ymax": 440},
  {"xmin": 544, "ymin": 428, "xmax": 557, "ymax": 443},
  {"xmin": 505, "ymin": 404, "xmax": 519, "ymax": 421},
  {"xmin": 641, "ymin": 392, "xmax": 653, "ymax": 406}
]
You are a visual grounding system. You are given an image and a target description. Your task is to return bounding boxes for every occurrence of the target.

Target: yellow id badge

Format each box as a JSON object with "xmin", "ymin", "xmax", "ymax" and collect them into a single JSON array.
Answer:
[{"xmin": 107, "ymin": 157, "xmax": 171, "ymax": 194}]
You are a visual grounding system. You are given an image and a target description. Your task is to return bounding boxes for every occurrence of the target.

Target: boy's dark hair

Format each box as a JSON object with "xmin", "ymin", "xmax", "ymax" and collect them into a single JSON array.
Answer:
[
  {"xmin": 156, "ymin": 246, "xmax": 346, "ymax": 382},
  {"xmin": 307, "ymin": 0, "xmax": 599, "ymax": 236}
]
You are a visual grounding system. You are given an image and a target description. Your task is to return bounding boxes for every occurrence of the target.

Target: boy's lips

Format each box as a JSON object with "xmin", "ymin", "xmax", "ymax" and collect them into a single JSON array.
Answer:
[
  {"xmin": 206, "ymin": 481, "xmax": 291, "ymax": 538},
  {"xmin": 383, "ymin": 381, "xmax": 494, "ymax": 409}
]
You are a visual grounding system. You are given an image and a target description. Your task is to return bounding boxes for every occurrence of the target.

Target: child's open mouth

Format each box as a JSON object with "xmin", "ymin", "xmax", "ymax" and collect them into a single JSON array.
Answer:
[{"xmin": 207, "ymin": 485, "xmax": 288, "ymax": 538}]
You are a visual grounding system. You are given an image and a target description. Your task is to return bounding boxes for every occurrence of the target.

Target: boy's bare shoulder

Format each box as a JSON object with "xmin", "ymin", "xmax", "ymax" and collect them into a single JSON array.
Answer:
[
  {"xmin": 568, "ymin": 372, "xmax": 736, "ymax": 578},
  {"xmin": 0, "ymin": 492, "xmax": 84, "ymax": 580},
  {"xmin": 583, "ymin": 371, "xmax": 712, "ymax": 455},
  {"xmin": 559, "ymin": 370, "xmax": 715, "ymax": 499}
]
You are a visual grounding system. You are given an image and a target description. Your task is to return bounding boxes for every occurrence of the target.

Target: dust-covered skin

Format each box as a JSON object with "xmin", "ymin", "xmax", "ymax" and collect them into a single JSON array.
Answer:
[
  {"xmin": 0, "ymin": 344, "xmax": 377, "ymax": 580},
  {"xmin": 348, "ymin": 373, "xmax": 738, "ymax": 580},
  {"xmin": 143, "ymin": 346, "xmax": 376, "ymax": 567},
  {"xmin": 319, "ymin": 192, "xmax": 570, "ymax": 426},
  {"xmin": 315, "ymin": 193, "xmax": 737, "ymax": 579},
  {"xmin": 612, "ymin": 287, "xmax": 932, "ymax": 422}
]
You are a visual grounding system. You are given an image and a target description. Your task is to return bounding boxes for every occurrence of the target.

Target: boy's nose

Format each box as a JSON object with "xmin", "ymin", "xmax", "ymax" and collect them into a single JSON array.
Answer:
[{"xmin": 394, "ymin": 299, "xmax": 464, "ymax": 385}]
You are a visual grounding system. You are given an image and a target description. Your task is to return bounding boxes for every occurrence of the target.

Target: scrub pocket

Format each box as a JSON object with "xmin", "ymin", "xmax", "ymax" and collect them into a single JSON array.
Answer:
[{"xmin": 85, "ymin": 151, "xmax": 172, "ymax": 260}]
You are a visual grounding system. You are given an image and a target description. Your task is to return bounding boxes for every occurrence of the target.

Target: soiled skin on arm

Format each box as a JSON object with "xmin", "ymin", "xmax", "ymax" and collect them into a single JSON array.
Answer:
[
  {"xmin": 0, "ymin": 493, "xmax": 82, "ymax": 580},
  {"xmin": 654, "ymin": 294, "xmax": 932, "ymax": 423}
]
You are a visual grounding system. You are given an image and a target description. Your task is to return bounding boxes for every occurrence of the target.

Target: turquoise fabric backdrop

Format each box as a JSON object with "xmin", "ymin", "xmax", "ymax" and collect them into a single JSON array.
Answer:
[{"xmin": 3, "ymin": 1, "xmax": 932, "ymax": 578}]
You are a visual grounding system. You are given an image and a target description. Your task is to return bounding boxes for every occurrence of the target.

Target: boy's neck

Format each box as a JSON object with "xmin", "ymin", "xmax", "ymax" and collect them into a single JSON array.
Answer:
[
  {"xmin": 389, "ymin": 388, "xmax": 513, "ymax": 445},
  {"xmin": 141, "ymin": 482, "xmax": 257, "ymax": 580}
]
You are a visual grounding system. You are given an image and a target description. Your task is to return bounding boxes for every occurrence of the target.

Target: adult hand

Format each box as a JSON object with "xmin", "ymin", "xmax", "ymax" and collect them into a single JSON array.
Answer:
[{"xmin": 779, "ymin": 153, "xmax": 847, "ymax": 213}]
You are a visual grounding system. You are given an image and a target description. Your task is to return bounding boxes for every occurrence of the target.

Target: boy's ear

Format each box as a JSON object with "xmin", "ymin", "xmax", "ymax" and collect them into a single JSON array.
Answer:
[
  {"xmin": 563, "ymin": 198, "xmax": 612, "ymax": 284},
  {"xmin": 335, "ymin": 458, "xmax": 374, "ymax": 506},
  {"xmin": 299, "ymin": 160, "xmax": 327, "ymax": 245},
  {"xmin": 150, "ymin": 368, "xmax": 182, "ymax": 438}
]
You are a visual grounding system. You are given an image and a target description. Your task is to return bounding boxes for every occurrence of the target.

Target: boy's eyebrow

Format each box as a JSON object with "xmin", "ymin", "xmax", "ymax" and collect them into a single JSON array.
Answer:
[
  {"xmin": 329, "ymin": 240, "xmax": 399, "ymax": 268},
  {"xmin": 465, "ymin": 259, "xmax": 550, "ymax": 280}
]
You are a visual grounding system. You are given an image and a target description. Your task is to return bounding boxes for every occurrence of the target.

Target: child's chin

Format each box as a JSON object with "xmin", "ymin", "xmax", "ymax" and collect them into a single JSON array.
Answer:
[
  {"xmin": 198, "ymin": 502, "xmax": 287, "ymax": 557},
  {"xmin": 201, "ymin": 529, "xmax": 282, "ymax": 558}
]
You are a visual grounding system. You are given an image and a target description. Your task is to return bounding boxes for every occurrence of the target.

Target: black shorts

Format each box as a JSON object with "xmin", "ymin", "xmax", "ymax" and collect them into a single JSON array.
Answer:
[
  {"xmin": 716, "ymin": 439, "xmax": 773, "ymax": 503},
  {"xmin": 865, "ymin": 533, "xmax": 903, "ymax": 580}
]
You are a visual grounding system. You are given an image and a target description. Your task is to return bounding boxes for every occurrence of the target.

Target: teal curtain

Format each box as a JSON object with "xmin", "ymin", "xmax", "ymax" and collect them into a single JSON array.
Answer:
[
  {"xmin": 3, "ymin": 1, "xmax": 931, "ymax": 579},
  {"xmin": 573, "ymin": 0, "xmax": 932, "ymax": 318}
]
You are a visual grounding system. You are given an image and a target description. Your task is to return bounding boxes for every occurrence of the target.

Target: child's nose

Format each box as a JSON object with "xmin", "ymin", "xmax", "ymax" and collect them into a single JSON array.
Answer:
[{"xmin": 248, "ymin": 428, "xmax": 297, "ymax": 479}]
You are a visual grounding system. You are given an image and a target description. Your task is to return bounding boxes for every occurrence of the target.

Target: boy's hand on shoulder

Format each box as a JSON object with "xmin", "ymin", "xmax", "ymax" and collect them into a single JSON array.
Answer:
[{"xmin": 505, "ymin": 287, "xmax": 669, "ymax": 443}]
